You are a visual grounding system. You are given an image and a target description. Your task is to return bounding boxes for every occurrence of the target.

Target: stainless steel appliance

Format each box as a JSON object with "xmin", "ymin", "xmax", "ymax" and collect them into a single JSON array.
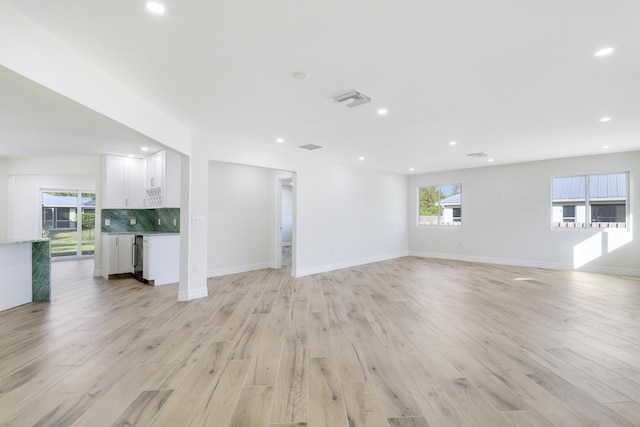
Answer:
[{"xmin": 132, "ymin": 235, "xmax": 144, "ymax": 280}]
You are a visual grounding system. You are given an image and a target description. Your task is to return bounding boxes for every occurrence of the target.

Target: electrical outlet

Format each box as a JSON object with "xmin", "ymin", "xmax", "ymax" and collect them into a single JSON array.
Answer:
[
  {"xmin": 105, "ymin": 219, "xmax": 110, "ymax": 226},
  {"xmin": 130, "ymin": 218, "xmax": 137, "ymax": 225},
  {"xmin": 157, "ymin": 218, "xmax": 161, "ymax": 225},
  {"xmin": 173, "ymin": 218, "xmax": 177, "ymax": 226}
]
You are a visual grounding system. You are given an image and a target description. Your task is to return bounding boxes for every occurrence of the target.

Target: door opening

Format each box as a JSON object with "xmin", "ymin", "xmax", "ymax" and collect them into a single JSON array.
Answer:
[{"xmin": 276, "ymin": 175, "xmax": 294, "ymax": 273}]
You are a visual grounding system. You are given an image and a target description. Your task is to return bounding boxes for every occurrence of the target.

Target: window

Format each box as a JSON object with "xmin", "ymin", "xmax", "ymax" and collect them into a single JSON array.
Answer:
[
  {"xmin": 41, "ymin": 191, "xmax": 96, "ymax": 257},
  {"xmin": 552, "ymin": 172, "xmax": 628, "ymax": 229},
  {"xmin": 562, "ymin": 205, "xmax": 576, "ymax": 223},
  {"xmin": 418, "ymin": 184, "xmax": 462, "ymax": 226}
]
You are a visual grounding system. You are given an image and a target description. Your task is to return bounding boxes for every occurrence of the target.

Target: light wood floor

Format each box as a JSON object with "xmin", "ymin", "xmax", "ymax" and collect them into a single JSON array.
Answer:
[{"xmin": 1, "ymin": 256, "xmax": 640, "ymax": 426}]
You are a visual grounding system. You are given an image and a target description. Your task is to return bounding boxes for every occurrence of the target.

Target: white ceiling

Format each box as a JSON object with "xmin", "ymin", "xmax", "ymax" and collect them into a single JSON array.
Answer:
[
  {"xmin": 0, "ymin": 65, "xmax": 163, "ymax": 158},
  {"xmin": 3, "ymin": 0, "xmax": 640, "ymax": 173}
]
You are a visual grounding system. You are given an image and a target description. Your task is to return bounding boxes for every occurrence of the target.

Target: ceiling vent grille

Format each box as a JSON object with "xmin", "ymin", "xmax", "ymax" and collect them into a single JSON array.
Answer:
[
  {"xmin": 299, "ymin": 144, "xmax": 323, "ymax": 151},
  {"xmin": 333, "ymin": 90, "xmax": 372, "ymax": 108},
  {"xmin": 467, "ymin": 152, "xmax": 488, "ymax": 158}
]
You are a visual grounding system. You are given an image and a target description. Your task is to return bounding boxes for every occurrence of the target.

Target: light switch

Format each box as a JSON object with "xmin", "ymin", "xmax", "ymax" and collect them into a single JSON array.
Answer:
[
  {"xmin": 105, "ymin": 219, "xmax": 110, "ymax": 226},
  {"xmin": 130, "ymin": 218, "xmax": 137, "ymax": 225}
]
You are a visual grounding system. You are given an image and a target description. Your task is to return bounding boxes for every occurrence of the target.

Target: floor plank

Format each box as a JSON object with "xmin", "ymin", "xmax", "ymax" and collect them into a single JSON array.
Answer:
[
  {"xmin": 342, "ymin": 382, "xmax": 389, "ymax": 427},
  {"xmin": 111, "ymin": 389, "xmax": 174, "ymax": 427},
  {"xmin": 228, "ymin": 386, "xmax": 274, "ymax": 427}
]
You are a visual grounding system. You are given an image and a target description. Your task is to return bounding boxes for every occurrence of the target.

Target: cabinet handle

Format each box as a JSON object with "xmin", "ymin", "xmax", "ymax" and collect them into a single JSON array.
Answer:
[{"xmin": 125, "ymin": 197, "xmax": 128, "ymax": 207}]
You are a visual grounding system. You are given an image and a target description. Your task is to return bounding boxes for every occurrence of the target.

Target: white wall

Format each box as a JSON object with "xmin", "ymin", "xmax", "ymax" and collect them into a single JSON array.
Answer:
[
  {"xmin": 294, "ymin": 161, "xmax": 409, "ymax": 276},
  {"xmin": 409, "ymin": 151, "xmax": 640, "ymax": 276},
  {"xmin": 207, "ymin": 161, "xmax": 278, "ymax": 276},
  {"xmin": 191, "ymin": 135, "xmax": 409, "ymax": 280}
]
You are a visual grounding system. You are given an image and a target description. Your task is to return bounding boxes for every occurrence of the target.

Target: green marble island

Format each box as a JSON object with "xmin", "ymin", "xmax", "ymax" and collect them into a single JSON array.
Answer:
[{"xmin": 0, "ymin": 239, "xmax": 51, "ymax": 312}]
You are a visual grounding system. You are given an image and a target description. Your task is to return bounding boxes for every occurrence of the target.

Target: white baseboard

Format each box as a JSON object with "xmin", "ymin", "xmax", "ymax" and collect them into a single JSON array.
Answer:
[
  {"xmin": 408, "ymin": 251, "xmax": 640, "ymax": 277},
  {"xmin": 293, "ymin": 251, "xmax": 409, "ymax": 278},
  {"xmin": 208, "ymin": 261, "xmax": 275, "ymax": 278},
  {"xmin": 178, "ymin": 286, "xmax": 208, "ymax": 301},
  {"xmin": 93, "ymin": 269, "xmax": 103, "ymax": 278}
]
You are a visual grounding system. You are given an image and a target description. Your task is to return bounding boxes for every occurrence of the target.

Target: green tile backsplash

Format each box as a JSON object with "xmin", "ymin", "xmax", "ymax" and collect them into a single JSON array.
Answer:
[{"xmin": 101, "ymin": 208, "xmax": 180, "ymax": 233}]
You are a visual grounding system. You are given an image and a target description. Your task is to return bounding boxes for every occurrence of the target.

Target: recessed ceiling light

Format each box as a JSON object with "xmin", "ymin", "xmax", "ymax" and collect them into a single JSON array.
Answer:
[
  {"xmin": 146, "ymin": 1, "xmax": 165, "ymax": 14},
  {"xmin": 603, "ymin": 145, "xmax": 610, "ymax": 149},
  {"xmin": 594, "ymin": 47, "xmax": 614, "ymax": 57},
  {"xmin": 449, "ymin": 141, "xmax": 457, "ymax": 146},
  {"xmin": 141, "ymin": 147, "xmax": 149, "ymax": 152},
  {"xmin": 600, "ymin": 117, "xmax": 612, "ymax": 122},
  {"xmin": 488, "ymin": 158, "xmax": 495, "ymax": 162},
  {"xmin": 377, "ymin": 108, "xmax": 388, "ymax": 116},
  {"xmin": 358, "ymin": 156, "xmax": 365, "ymax": 161},
  {"xmin": 291, "ymin": 71, "xmax": 310, "ymax": 80},
  {"xmin": 127, "ymin": 154, "xmax": 134, "ymax": 158},
  {"xmin": 409, "ymin": 168, "xmax": 415, "ymax": 172},
  {"xmin": 276, "ymin": 138, "xmax": 284, "ymax": 143}
]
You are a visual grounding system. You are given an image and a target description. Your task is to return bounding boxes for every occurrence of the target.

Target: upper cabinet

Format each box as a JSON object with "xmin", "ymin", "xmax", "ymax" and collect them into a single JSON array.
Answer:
[
  {"xmin": 103, "ymin": 150, "xmax": 181, "ymax": 209},
  {"xmin": 145, "ymin": 150, "xmax": 164, "ymax": 189},
  {"xmin": 144, "ymin": 149, "xmax": 181, "ymax": 208},
  {"xmin": 103, "ymin": 155, "xmax": 144, "ymax": 208}
]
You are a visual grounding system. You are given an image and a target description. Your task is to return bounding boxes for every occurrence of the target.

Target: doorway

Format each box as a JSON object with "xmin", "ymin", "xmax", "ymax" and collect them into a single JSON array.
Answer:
[
  {"xmin": 277, "ymin": 177, "xmax": 294, "ymax": 271},
  {"xmin": 40, "ymin": 190, "xmax": 96, "ymax": 258}
]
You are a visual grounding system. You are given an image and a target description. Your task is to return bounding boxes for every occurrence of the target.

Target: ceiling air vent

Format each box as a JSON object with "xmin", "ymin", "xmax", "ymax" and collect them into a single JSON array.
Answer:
[
  {"xmin": 299, "ymin": 144, "xmax": 323, "ymax": 151},
  {"xmin": 333, "ymin": 90, "xmax": 372, "ymax": 108},
  {"xmin": 467, "ymin": 152, "xmax": 488, "ymax": 158}
]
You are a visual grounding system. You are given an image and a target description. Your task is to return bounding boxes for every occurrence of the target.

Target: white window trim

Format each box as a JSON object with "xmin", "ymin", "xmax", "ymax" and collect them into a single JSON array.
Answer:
[
  {"xmin": 551, "ymin": 172, "xmax": 630, "ymax": 231},
  {"xmin": 417, "ymin": 183, "xmax": 462, "ymax": 227}
]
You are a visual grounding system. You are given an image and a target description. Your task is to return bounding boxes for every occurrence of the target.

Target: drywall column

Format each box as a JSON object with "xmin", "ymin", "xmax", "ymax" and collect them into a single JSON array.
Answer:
[
  {"xmin": 178, "ymin": 143, "xmax": 208, "ymax": 300},
  {"xmin": 0, "ymin": 158, "xmax": 7, "ymax": 240}
]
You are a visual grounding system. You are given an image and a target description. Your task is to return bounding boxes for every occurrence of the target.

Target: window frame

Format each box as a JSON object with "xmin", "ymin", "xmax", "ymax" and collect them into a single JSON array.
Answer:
[
  {"xmin": 417, "ymin": 183, "xmax": 462, "ymax": 227},
  {"xmin": 551, "ymin": 172, "xmax": 629, "ymax": 231}
]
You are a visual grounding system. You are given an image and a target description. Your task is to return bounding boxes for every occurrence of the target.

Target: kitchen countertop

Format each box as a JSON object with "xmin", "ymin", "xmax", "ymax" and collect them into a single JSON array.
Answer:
[
  {"xmin": 102, "ymin": 231, "xmax": 179, "ymax": 236},
  {"xmin": 0, "ymin": 238, "xmax": 49, "ymax": 246}
]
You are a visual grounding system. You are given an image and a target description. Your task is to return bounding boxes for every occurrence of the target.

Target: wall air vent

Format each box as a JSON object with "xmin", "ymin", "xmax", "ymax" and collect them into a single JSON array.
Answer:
[
  {"xmin": 299, "ymin": 144, "xmax": 323, "ymax": 151},
  {"xmin": 333, "ymin": 90, "xmax": 372, "ymax": 108},
  {"xmin": 467, "ymin": 152, "xmax": 488, "ymax": 158}
]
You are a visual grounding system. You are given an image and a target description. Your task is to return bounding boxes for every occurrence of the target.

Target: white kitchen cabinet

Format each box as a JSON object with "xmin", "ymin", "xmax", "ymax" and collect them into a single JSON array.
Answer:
[
  {"xmin": 103, "ymin": 156, "xmax": 144, "ymax": 208},
  {"xmin": 102, "ymin": 234, "xmax": 134, "ymax": 277},
  {"xmin": 145, "ymin": 150, "xmax": 164, "ymax": 189},
  {"xmin": 142, "ymin": 234, "xmax": 179, "ymax": 285},
  {"xmin": 143, "ymin": 150, "xmax": 181, "ymax": 208}
]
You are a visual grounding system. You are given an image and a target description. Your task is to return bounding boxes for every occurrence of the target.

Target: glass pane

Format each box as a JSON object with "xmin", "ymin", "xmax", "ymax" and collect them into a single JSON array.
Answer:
[
  {"xmin": 589, "ymin": 173, "xmax": 627, "ymax": 199},
  {"xmin": 439, "ymin": 184, "xmax": 462, "ymax": 225},
  {"xmin": 81, "ymin": 193, "xmax": 96, "ymax": 255},
  {"xmin": 42, "ymin": 191, "xmax": 79, "ymax": 257},
  {"xmin": 552, "ymin": 176, "xmax": 585, "ymax": 201},
  {"xmin": 418, "ymin": 186, "xmax": 441, "ymax": 225},
  {"xmin": 588, "ymin": 173, "xmax": 627, "ymax": 228},
  {"xmin": 563, "ymin": 205, "xmax": 576, "ymax": 222}
]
